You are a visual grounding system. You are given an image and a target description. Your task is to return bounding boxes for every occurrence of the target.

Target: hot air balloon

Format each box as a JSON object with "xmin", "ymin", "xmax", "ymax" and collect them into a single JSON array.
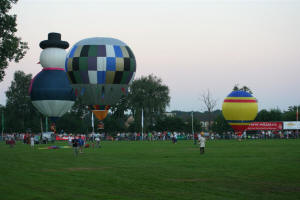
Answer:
[
  {"xmin": 65, "ymin": 37, "xmax": 136, "ymax": 121},
  {"xmin": 88, "ymin": 105, "xmax": 110, "ymax": 121},
  {"xmin": 29, "ymin": 33, "xmax": 76, "ymax": 124},
  {"xmin": 222, "ymin": 90, "xmax": 258, "ymax": 135}
]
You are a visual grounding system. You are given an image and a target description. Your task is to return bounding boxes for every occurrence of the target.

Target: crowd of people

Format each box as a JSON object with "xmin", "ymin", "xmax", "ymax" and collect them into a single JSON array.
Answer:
[
  {"xmin": 3, "ymin": 133, "xmax": 38, "ymax": 148},
  {"xmin": 1, "ymin": 129, "xmax": 298, "ymax": 145},
  {"xmin": 1, "ymin": 130, "xmax": 299, "ymax": 157}
]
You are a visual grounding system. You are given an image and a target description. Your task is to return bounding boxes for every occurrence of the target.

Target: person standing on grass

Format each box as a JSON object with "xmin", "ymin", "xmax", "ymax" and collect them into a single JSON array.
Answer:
[
  {"xmin": 68, "ymin": 134, "xmax": 72, "ymax": 146},
  {"xmin": 30, "ymin": 135, "xmax": 35, "ymax": 148},
  {"xmin": 148, "ymin": 132, "xmax": 152, "ymax": 141},
  {"xmin": 193, "ymin": 132, "xmax": 198, "ymax": 145},
  {"xmin": 78, "ymin": 135, "xmax": 84, "ymax": 153},
  {"xmin": 173, "ymin": 132, "xmax": 178, "ymax": 144},
  {"xmin": 95, "ymin": 134, "xmax": 101, "ymax": 148},
  {"xmin": 91, "ymin": 132, "xmax": 96, "ymax": 148},
  {"xmin": 199, "ymin": 133, "xmax": 206, "ymax": 155},
  {"xmin": 72, "ymin": 135, "xmax": 79, "ymax": 156}
]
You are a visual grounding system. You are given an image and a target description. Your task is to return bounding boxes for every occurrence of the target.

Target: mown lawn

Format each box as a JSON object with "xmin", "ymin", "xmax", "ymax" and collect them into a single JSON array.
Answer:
[{"xmin": 0, "ymin": 139, "xmax": 299, "ymax": 200}]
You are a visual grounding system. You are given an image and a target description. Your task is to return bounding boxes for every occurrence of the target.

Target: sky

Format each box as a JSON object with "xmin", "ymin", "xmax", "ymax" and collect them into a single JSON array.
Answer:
[{"xmin": 1, "ymin": 0, "xmax": 300, "ymax": 112}]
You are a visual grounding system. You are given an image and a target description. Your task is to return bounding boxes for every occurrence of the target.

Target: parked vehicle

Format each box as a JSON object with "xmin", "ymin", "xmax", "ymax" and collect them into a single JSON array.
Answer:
[{"xmin": 42, "ymin": 132, "xmax": 55, "ymax": 144}]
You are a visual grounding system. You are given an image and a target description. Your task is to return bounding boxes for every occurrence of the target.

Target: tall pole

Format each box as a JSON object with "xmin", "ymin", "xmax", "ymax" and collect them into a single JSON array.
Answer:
[
  {"xmin": 141, "ymin": 108, "xmax": 144, "ymax": 141},
  {"xmin": 192, "ymin": 111, "xmax": 194, "ymax": 144},
  {"xmin": 45, "ymin": 116, "xmax": 48, "ymax": 132},
  {"xmin": 40, "ymin": 117, "xmax": 43, "ymax": 133},
  {"xmin": 91, "ymin": 112, "xmax": 94, "ymax": 133},
  {"xmin": 297, "ymin": 106, "xmax": 299, "ymax": 138},
  {"xmin": 2, "ymin": 111, "xmax": 4, "ymax": 140}
]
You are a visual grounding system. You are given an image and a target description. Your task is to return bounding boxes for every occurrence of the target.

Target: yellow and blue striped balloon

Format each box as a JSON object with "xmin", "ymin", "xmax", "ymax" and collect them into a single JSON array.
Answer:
[{"xmin": 222, "ymin": 90, "xmax": 258, "ymax": 133}]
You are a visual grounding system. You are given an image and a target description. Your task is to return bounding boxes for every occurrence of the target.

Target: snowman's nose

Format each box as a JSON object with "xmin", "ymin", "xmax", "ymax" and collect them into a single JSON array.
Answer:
[{"xmin": 37, "ymin": 61, "xmax": 40, "ymax": 64}]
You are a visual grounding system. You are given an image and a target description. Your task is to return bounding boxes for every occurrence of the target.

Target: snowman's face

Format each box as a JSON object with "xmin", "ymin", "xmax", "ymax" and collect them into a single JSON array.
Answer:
[{"xmin": 40, "ymin": 48, "xmax": 67, "ymax": 69}]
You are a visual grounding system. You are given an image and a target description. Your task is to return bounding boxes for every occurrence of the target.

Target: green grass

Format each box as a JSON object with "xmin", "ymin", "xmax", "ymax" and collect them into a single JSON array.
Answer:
[{"xmin": 0, "ymin": 139, "xmax": 300, "ymax": 200}]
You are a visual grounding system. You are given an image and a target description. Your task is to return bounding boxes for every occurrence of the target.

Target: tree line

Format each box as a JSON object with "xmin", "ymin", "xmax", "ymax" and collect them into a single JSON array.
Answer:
[{"xmin": 0, "ymin": 71, "xmax": 299, "ymax": 135}]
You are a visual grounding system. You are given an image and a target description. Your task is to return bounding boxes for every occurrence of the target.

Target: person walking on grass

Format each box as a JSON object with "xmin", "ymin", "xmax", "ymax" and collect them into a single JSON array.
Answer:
[
  {"xmin": 72, "ymin": 135, "xmax": 79, "ymax": 156},
  {"xmin": 199, "ymin": 132, "xmax": 206, "ymax": 155}
]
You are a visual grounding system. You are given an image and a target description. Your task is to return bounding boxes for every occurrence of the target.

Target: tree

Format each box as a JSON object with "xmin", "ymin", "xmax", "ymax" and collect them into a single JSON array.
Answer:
[
  {"xmin": 5, "ymin": 70, "xmax": 40, "ymax": 132},
  {"xmin": 200, "ymin": 89, "xmax": 217, "ymax": 131},
  {"xmin": 211, "ymin": 113, "xmax": 232, "ymax": 134},
  {"xmin": 282, "ymin": 106, "xmax": 299, "ymax": 121},
  {"xmin": 110, "ymin": 96, "xmax": 129, "ymax": 120},
  {"xmin": 255, "ymin": 109, "xmax": 282, "ymax": 122},
  {"xmin": 0, "ymin": 0, "xmax": 29, "ymax": 81},
  {"xmin": 154, "ymin": 116, "xmax": 187, "ymax": 132},
  {"xmin": 55, "ymin": 98, "xmax": 91, "ymax": 134},
  {"xmin": 128, "ymin": 74, "xmax": 170, "ymax": 132},
  {"xmin": 233, "ymin": 84, "xmax": 253, "ymax": 94}
]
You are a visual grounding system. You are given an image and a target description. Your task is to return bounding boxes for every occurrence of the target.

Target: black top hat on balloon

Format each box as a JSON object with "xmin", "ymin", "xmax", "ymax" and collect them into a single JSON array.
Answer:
[{"xmin": 40, "ymin": 32, "xmax": 69, "ymax": 49}]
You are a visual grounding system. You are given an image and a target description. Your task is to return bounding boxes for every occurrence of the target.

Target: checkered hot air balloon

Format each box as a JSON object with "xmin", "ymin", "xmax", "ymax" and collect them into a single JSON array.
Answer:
[
  {"xmin": 65, "ymin": 37, "xmax": 136, "ymax": 120},
  {"xmin": 222, "ymin": 90, "xmax": 258, "ymax": 134}
]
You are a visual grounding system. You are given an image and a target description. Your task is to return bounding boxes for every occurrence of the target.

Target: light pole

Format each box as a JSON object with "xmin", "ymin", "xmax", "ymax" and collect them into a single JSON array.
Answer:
[
  {"xmin": 45, "ymin": 116, "xmax": 48, "ymax": 132},
  {"xmin": 91, "ymin": 112, "xmax": 94, "ymax": 133},
  {"xmin": 192, "ymin": 111, "xmax": 195, "ymax": 144},
  {"xmin": 297, "ymin": 106, "xmax": 299, "ymax": 138},
  {"xmin": 141, "ymin": 108, "xmax": 144, "ymax": 141},
  {"xmin": 1, "ymin": 111, "xmax": 4, "ymax": 141}
]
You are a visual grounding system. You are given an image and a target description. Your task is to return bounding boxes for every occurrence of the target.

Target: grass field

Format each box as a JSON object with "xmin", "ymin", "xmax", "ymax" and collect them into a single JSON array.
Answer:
[{"xmin": 0, "ymin": 139, "xmax": 300, "ymax": 200}]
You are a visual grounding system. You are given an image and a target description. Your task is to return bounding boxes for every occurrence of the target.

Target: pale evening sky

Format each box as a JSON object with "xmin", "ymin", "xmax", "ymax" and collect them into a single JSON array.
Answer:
[{"xmin": 0, "ymin": 0, "xmax": 299, "ymax": 112}]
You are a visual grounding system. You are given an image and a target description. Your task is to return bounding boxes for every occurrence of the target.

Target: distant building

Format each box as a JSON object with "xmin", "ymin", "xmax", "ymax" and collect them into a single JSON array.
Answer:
[
  {"xmin": 164, "ymin": 112, "xmax": 176, "ymax": 117},
  {"xmin": 200, "ymin": 121, "xmax": 214, "ymax": 130}
]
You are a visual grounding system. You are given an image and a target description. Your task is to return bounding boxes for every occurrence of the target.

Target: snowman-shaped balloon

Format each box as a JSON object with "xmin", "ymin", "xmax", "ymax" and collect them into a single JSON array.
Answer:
[{"xmin": 29, "ymin": 32, "xmax": 75, "ymax": 122}]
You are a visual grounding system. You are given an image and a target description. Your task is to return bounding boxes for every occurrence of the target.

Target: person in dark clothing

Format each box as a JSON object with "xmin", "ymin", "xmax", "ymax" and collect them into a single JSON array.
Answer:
[
  {"xmin": 72, "ymin": 136, "xmax": 79, "ymax": 156},
  {"xmin": 78, "ymin": 136, "xmax": 84, "ymax": 153}
]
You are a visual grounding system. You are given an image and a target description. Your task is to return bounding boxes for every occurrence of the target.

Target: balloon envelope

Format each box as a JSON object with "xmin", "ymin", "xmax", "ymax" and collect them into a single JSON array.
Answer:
[
  {"xmin": 92, "ymin": 110, "xmax": 108, "ymax": 121},
  {"xmin": 90, "ymin": 105, "xmax": 110, "ymax": 121},
  {"xmin": 29, "ymin": 69, "xmax": 76, "ymax": 118},
  {"xmin": 65, "ymin": 37, "xmax": 136, "ymax": 108},
  {"xmin": 222, "ymin": 90, "xmax": 258, "ymax": 133}
]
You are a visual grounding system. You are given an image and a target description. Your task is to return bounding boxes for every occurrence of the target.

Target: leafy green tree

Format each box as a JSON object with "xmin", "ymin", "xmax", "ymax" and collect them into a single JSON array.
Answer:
[
  {"xmin": 154, "ymin": 116, "xmax": 187, "ymax": 132},
  {"xmin": 211, "ymin": 113, "xmax": 232, "ymax": 134},
  {"xmin": 0, "ymin": 105, "xmax": 5, "ymax": 133},
  {"xmin": 110, "ymin": 96, "xmax": 129, "ymax": 121},
  {"xmin": 5, "ymin": 71, "xmax": 40, "ymax": 132},
  {"xmin": 128, "ymin": 74, "xmax": 170, "ymax": 132},
  {"xmin": 255, "ymin": 109, "xmax": 282, "ymax": 122},
  {"xmin": 0, "ymin": 0, "xmax": 28, "ymax": 81},
  {"xmin": 255, "ymin": 109, "xmax": 269, "ymax": 121},
  {"xmin": 55, "ymin": 98, "xmax": 91, "ymax": 134},
  {"xmin": 233, "ymin": 84, "xmax": 253, "ymax": 94},
  {"xmin": 282, "ymin": 106, "xmax": 299, "ymax": 121},
  {"xmin": 102, "ymin": 115, "xmax": 126, "ymax": 135}
]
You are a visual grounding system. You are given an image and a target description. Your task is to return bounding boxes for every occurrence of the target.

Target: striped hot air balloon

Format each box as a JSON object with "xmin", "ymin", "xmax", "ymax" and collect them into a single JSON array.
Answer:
[{"xmin": 222, "ymin": 90, "xmax": 258, "ymax": 134}]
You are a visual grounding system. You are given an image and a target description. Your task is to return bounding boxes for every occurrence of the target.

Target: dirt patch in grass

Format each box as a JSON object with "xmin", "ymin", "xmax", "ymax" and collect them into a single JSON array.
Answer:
[
  {"xmin": 167, "ymin": 178, "xmax": 210, "ymax": 182},
  {"xmin": 42, "ymin": 167, "xmax": 110, "ymax": 172},
  {"xmin": 260, "ymin": 183, "xmax": 300, "ymax": 193}
]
